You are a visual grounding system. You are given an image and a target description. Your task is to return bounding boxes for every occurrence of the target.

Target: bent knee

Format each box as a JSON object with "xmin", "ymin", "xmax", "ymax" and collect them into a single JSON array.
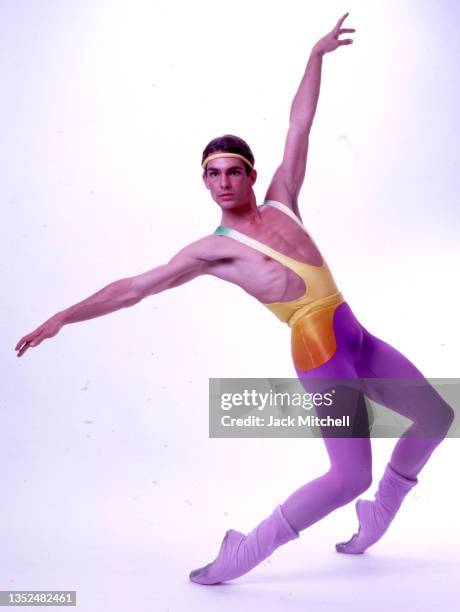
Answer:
[
  {"xmin": 442, "ymin": 403, "xmax": 455, "ymax": 428},
  {"xmin": 421, "ymin": 401, "xmax": 456, "ymax": 437},
  {"xmin": 436, "ymin": 403, "xmax": 456, "ymax": 436}
]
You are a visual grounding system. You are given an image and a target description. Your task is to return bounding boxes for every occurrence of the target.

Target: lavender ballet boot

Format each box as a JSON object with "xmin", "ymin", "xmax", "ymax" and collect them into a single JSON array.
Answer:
[
  {"xmin": 336, "ymin": 462, "xmax": 418, "ymax": 554},
  {"xmin": 189, "ymin": 504, "xmax": 299, "ymax": 585}
]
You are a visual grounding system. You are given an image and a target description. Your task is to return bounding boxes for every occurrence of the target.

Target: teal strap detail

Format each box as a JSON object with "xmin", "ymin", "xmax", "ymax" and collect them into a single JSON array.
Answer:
[{"xmin": 214, "ymin": 226, "xmax": 231, "ymax": 235}]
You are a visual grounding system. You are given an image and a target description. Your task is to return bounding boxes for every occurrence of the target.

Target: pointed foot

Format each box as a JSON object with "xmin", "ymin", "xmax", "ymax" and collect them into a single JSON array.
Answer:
[
  {"xmin": 335, "ymin": 499, "xmax": 368, "ymax": 555},
  {"xmin": 189, "ymin": 529, "xmax": 246, "ymax": 585}
]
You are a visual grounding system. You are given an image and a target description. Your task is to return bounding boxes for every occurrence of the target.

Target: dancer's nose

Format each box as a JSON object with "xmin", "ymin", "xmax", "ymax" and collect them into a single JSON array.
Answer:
[{"xmin": 220, "ymin": 175, "xmax": 231, "ymax": 189}]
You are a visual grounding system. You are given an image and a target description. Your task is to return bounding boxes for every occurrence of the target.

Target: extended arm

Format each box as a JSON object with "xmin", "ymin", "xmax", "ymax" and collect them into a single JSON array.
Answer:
[
  {"xmin": 265, "ymin": 13, "xmax": 355, "ymax": 216},
  {"xmin": 15, "ymin": 238, "xmax": 212, "ymax": 357},
  {"xmin": 288, "ymin": 45, "xmax": 323, "ymax": 128}
]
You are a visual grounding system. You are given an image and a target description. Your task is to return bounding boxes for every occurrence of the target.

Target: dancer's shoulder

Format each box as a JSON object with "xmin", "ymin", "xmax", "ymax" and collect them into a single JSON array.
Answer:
[{"xmin": 174, "ymin": 234, "xmax": 232, "ymax": 264}]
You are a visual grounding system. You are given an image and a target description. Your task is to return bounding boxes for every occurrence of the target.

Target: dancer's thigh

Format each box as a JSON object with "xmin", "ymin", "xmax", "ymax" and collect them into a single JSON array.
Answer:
[
  {"xmin": 358, "ymin": 328, "xmax": 455, "ymax": 436},
  {"xmin": 294, "ymin": 302, "xmax": 372, "ymax": 474},
  {"xmin": 297, "ymin": 371, "xmax": 372, "ymax": 476}
]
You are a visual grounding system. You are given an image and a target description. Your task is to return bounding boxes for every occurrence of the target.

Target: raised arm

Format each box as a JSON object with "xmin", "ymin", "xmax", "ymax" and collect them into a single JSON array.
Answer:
[
  {"xmin": 264, "ymin": 12, "xmax": 355, "ymax": 218},
  {"xmin": 15, "ymin": 237, "xmax": 214, "ymax": 357}
]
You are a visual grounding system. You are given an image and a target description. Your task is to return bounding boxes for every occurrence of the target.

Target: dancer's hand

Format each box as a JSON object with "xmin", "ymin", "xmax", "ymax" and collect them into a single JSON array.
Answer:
[
  {"xmin": 313, "ymin": 12, "xmax": 355, "ymax": 56},
  {"xmin": 15, "ymin": 313, "xmax": 64, "ymax": 357}
]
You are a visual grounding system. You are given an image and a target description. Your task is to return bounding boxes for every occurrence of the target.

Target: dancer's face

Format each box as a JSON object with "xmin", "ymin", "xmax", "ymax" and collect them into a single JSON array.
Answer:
[{"xmin": 202, "ymin": 155, "xmax": 256, "ymax": 208}]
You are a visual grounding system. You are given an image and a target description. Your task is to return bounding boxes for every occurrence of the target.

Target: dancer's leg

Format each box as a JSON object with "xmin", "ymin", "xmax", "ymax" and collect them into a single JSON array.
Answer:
[
  {"xmin": 336, "ymin": 327, "xmax": 455, "ymax": 554},
  {"xmin": 282, "ymin": 302, "xmax": 373, "ymax": 532},
  {"xmin": 359, "ymin": 328, "xmax": 454, "ymax": 479},
  {"xmin": 190, "ymin": 387, "xmax": 371, "ymax": 585},
  {"xmin": 281, "ymin": 388, "xmax": 372, "ymax": 532},
  {"xmin": 190, "ymin": 302, "xmax": 371, "ymax": 584}
]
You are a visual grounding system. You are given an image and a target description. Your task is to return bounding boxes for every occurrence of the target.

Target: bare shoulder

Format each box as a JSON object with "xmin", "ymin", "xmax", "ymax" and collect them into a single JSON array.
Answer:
[{"xmin": 170, "ymin": 233, "xmax": 232, "ymax": 265}]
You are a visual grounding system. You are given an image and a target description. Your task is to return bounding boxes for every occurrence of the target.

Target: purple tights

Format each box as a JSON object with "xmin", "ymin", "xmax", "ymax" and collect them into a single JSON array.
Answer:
[
  {"xmin": 281, "ymin": 302, "xmax": 454, "ymax": 535},
  {"xmin": 189, "ymin": 302, "xmax": 455, "ymax": 583}
]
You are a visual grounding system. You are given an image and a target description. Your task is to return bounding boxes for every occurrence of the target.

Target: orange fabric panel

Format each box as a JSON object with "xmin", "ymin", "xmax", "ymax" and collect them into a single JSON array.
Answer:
[{"xmin": 291, "ymin": 302, "xmax": 340, "ymax": 371}]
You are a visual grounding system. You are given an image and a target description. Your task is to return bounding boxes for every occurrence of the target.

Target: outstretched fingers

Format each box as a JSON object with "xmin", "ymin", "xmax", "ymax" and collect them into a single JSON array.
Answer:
[
  {"xmin": 16, "ymin": 340, "xmax": 32, "ymax": 357},
  {"xmin": 15, "ymin": 331, "xmax": 42, "ymax": 357},
  {"xmin": 330, "ymin": 14, "xmax": 355, "ymax": 47},
  {"xmin": 335, "ymin": 12, "xmax": 350, "ymax": 30}
]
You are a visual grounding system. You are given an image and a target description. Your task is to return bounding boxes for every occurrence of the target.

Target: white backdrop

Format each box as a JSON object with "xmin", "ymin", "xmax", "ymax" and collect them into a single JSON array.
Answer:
[{"xmin": 1, "ymin": 1, "xmax": 459, "ymax": 610}]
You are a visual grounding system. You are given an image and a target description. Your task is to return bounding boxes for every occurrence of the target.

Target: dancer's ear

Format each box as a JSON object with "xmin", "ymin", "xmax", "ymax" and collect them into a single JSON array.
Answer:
[{"xmin": 202, "ymin": 171, "xmax": 210, "ymax": 189}]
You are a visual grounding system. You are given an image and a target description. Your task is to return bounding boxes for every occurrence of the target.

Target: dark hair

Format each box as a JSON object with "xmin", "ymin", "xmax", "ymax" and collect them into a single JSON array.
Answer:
[{"xmin": 201, "ymin": 134, "xmax": 255, "ymax": 176}]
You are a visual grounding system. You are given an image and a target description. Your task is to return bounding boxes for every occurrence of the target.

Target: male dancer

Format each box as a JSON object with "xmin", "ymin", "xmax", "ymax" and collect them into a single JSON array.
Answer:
[{"xmin": 16, "ymin": 13, "xmax": 454, "ymax": 585}]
